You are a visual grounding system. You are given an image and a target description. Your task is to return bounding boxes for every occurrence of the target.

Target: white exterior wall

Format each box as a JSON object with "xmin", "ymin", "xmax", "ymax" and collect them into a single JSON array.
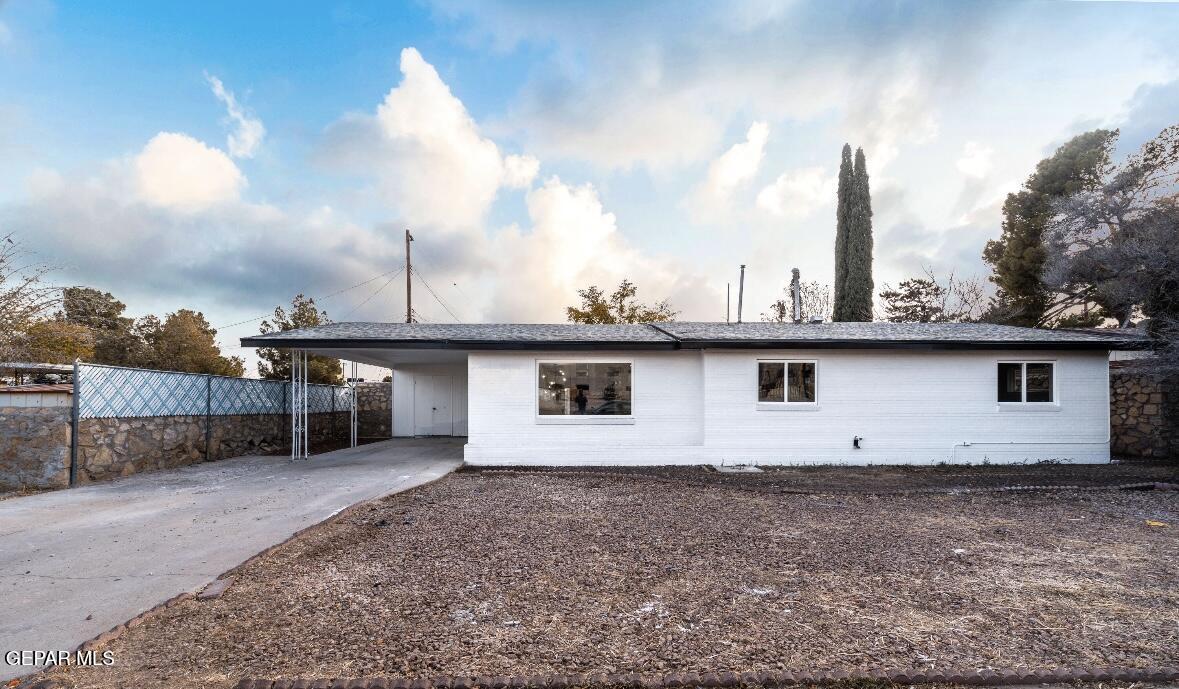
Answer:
[
  {"xmin": 464, "ymin": 351, "xmax": 704, "ymax": 465},
  {"xmin": 463, "ymin": 348, "xmax": 1111, "ymax": 466},
  {"xmin": 701, "ymin": 349, "xmax": 1110, "ymax": 465}
]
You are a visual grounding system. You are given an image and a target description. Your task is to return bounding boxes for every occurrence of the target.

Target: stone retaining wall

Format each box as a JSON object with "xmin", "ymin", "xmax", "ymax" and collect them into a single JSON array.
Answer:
[
  {"xmin": 75, "ymin": 412, "xmax": 351, "ymax": 484},
  {"xmin": 1110, "ymin": 365, "xmax": 1177, "ymax": 460},
  {"xmin": 356, "ymin": 381, "xmax": 392, "ymax": 439},
  {"xmin": 1, "ymin": 381, "xmax": 394, "ymax": 491},
  {"xmin": 0, "ymin": 406, "xmax": 73, "ymax": 490}
]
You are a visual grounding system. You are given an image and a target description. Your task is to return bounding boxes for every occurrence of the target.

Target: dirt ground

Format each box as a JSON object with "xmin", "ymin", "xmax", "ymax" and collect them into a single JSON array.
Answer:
[{"xmin": 44, "ymin": 465, "xmax": 1179, "ymax": 689}]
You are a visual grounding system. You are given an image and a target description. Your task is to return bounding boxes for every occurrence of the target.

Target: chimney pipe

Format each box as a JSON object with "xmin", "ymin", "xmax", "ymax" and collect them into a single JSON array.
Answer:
[
  {"xmin": 737, "ymin": 265, "xmax": 746, "ymax": 324},
  {"xmin": 790, "ymin": 268, "xmax": 802, "ymax": 324}
]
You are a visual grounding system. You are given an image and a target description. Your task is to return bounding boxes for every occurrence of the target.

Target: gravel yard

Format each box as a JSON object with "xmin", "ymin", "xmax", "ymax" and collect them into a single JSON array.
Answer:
[{"xmin": 45, "ymin": 465, "xmax": 1179, "ymax": 689}]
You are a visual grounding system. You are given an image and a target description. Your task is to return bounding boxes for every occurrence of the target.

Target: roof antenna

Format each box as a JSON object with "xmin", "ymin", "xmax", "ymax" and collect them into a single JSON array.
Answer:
[
  {"xmin": 726, "ymin": 282, "xmax": 731, "ymax": 324},
  {"xmin": 737, "ymin": 265, "xmax": 746, "ymax": 324},
  {"xmin": 791, "ymin": 268, "xmax": 802, "ymax": 324}
]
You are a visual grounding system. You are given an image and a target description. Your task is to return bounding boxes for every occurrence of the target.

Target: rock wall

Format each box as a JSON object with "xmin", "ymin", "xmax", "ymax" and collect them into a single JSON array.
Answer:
[
  {"xmin": 1110, "ymin": 365, "xmax": 1177, "ymax": 460},
  {"xmin": 0, "ymin": 406, "xmax": 72, "ymax": 490},
  {"xmin": 76, "ymin": 412, "xmax": 351, "ymax": 484},
  {"xmin": 356, "ymin": 381, "xmax": 392, "ymax": 439},
  {"xmin": 1, "ymin": 381, "xmax": 394, "ymax": 491}
]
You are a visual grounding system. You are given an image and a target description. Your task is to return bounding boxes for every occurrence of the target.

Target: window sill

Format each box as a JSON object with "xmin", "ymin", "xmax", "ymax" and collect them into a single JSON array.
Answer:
[
  {"xmin": 535, "ymin": 416, "xmax": 637, "ymax": 425},
  {"xmin": 756, "ymin": 403, "xmax": 821, "ymax": 412},
  {"xmin": 996, "ymin": 403, "xmax": 1061, "ymax": 412}
]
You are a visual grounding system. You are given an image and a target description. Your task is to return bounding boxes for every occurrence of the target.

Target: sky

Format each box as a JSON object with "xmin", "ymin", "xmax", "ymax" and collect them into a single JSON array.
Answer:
[{"xmin": 2, "ymin": 0, "xmax": 1179, "ymax": 375}]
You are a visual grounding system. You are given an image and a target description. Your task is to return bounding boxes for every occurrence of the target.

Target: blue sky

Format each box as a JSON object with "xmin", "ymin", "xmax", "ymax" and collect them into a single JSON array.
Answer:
[{"xmin": 2, "ymin": 0, "xmax": 1179, "ymax": 369}]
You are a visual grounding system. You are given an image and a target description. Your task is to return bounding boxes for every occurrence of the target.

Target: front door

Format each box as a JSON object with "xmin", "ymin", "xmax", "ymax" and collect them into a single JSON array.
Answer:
[{"xmin": 413, "ymin": 375, "xmax": 453, "ymax": 436}]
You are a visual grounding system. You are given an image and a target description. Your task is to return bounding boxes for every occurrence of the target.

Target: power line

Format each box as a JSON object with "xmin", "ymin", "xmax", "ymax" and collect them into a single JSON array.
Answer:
[
  {"xmin": 216, "ymin": 265, "xmax": 405, "ymax": 330},
  {"xmin": 339, "ymin": 267, "xmax": 405, "ymax": 320},
  {"xmin": 411, "ymin": 266, "xmax": 462, "ymax": 322},
  {"xmin": 407, "ymin": 242, "xmax": 474, "ymax": 321}
]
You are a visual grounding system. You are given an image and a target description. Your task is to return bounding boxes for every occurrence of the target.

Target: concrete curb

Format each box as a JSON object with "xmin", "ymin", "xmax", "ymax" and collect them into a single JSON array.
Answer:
[{"xmin": 230, "ymin": 666, "xmax": 1179, "ymax": 689}]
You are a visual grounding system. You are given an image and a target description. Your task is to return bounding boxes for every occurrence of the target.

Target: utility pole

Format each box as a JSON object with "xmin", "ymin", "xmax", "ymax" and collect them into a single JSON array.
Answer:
[{"xmin": 405, "ymin": 229, "xmax": 414, "ymax": 323}]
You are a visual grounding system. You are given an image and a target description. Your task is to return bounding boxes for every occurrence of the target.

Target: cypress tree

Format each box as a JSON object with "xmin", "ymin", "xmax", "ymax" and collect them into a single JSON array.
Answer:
[
  {"xmin": 832, "ymin": 144, "xmax": 854, "ymax": 320},
  {"xmin": 841, "ymin": 147, "xmax": 875, "ymax": 321}
]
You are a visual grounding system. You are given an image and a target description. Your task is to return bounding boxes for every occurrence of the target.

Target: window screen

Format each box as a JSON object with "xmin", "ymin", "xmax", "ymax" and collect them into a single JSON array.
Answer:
[{"xmin": 537, "ymin": 362, "xmax": 632, "ymax": 415}]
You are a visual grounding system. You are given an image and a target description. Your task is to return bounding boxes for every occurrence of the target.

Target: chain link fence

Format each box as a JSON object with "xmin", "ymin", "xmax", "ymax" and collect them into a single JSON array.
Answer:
[
  {"xmin": 76, "ymin": 363, "xmax": 349, "ymax": 419},
  {"xmin": 68, "ymin": 363, "xmax": 354, "ymax": 485}
]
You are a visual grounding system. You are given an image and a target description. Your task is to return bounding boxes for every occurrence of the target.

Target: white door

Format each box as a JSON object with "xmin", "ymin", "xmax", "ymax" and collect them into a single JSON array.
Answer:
[{"xmin": 413, "ymin": 375, "xmax": 454, "ymax": 436}]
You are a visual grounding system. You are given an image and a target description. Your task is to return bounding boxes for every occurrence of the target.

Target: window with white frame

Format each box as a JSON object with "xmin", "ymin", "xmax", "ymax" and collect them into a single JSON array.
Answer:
[
  {"xmin": 997, "ymin": 361, "xmax": 1054, "ymax": 403},
  {"xmin": 758, "ymin": 360, "xmax": 817, "ymax": 404},
  {"xmin": 537, "ymin": 362, "xmax": 632, "ymax": 416}
]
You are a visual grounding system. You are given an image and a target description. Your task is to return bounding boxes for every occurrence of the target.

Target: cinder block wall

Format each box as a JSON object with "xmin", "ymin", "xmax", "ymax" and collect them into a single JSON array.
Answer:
[{"xmin": 1110, "ymin": 365, "xmax": 1177, "ymax": 460}]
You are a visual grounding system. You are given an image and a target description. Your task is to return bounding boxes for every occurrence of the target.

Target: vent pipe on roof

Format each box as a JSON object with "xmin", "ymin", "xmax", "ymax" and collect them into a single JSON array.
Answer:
[
  {"xmin": 790, "ymin": 268, "xmax": 802, "ymax": 324},
  {"xmin": 737, "ymin": 265, "xmax": 746, "ymax": 324},
  {"xmin": 726, "ymin": 282, "xmax": 731, "ymax": 324}
]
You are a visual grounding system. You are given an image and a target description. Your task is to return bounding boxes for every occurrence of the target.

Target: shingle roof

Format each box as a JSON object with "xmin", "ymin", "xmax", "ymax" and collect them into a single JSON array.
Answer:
[{"xmin": 240, "ymin": 321, "xmax": 1148, "ymax": 351}]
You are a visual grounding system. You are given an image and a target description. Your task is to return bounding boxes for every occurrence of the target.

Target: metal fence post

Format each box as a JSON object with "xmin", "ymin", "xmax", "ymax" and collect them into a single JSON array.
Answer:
[
  {"xmin": 204, "ymin": 374, "xmax": 212, "ymax": 461},
  {"xmin": 69, "ymin": 360, "xmax": 80, "ymax": 487}
]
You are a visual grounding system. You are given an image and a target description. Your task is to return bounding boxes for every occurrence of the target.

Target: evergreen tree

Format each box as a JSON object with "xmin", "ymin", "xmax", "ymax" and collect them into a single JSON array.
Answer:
[
  {"xmin": 832, "ymin": 144, "xmax": 854, "ymax": 319},
  {"xmin": 982, "ymin": 129, "xmax": 1116, "ymax": 326},
  {"xmin": 834, "ymin": 147, "xmax": 874, "ymax": 321},
  {"xmin": 257, "ymin": 294, "xmax": 343, "ymax": 384}
]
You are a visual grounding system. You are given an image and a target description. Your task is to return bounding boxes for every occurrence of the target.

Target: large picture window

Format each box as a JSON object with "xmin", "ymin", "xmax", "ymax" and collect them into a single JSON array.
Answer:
[
  {"xmin": 758, "ymin": 360, "xmax": 817, "ymax": 404},
  {"xmin": 538, "ymin": 362, "xmax": 632, "ymax": 416},
  {"xmin": 997, "ymin": 362, "xmax": 1054, "ymax": 403}
]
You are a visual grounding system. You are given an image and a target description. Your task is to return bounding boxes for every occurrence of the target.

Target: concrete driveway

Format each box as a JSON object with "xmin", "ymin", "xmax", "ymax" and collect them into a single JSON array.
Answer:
[{"xmin": 0, "ymin": 438, "xmax": 463, "ymax": 681}]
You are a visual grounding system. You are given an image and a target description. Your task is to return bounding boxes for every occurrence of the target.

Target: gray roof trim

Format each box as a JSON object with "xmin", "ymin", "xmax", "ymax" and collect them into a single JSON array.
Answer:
[{"xmin": 240, "ymin": 321, "xmax": 1149, "ymax": 351}]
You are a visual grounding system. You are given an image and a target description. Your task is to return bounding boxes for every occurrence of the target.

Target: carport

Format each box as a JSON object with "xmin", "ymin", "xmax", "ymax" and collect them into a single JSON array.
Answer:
[{"xmin": 239, "ymin": 328, "xmax": 474, "ymax": 457}]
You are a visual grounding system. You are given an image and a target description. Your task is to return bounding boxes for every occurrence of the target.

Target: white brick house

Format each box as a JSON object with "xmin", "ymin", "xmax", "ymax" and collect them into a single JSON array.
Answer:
[{"xmin": 242, "ymin": 322, "xmax": 1145, "ymax": 466}]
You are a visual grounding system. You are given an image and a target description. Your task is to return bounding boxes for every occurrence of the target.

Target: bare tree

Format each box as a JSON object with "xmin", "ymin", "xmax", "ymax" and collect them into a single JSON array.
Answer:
[
  {"xmin": 0, "ymin": 233, "xmax": 60, "ymax": 361},
  {"xmin": 763, "ymin": 282, "xmax": 832, "ymax": 323},
  {"xmin": 878, "ymin": 268, "xmax": 987, "ymax": 323}
]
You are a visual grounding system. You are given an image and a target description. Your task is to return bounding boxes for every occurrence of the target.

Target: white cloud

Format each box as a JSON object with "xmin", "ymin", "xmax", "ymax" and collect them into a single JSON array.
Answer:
[
  {"xmin": 705, "ymin": 121, "xmax": 769, "ymax": 198},
  {"xmin": 755, "ymin": 166, "xmax": 836, "ymax": 218},
  {"xmin": 134, "ymin": 132, "xmax": 245, "ymax": 210},
  {"xmin": 490, "ymin": 176, "xmax": 715, "ymax": 321},
  {"xmin": 503, "ymin": 153, "xmax": 540, "ymax": 188},
  {"xmin": 206, "ymin": 74, "xmax": 266, "ymax": 159},
  {"xmin": 318, "ymin": 47, "xmax": 539, "ymax": 230},
  {"xmin": 956, "ymin": 141, "xmax": 994, "ymax": 178}
]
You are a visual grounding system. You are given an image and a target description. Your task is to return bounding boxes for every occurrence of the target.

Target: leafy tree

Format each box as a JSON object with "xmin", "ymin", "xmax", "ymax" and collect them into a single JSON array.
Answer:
[
  {"xmin": 982, "ymin": 129, "xmax": 1117, "ymax": 326},
  {"xmin": 565, "ymin": 279, "xmax": 678, "ymax": 324},
  {"xmin": 832, "ymin": 144, "xmax": 854, "ymax": 318},
  {"xmin": 257, "ymin": 294, "xmax": 343, "ymax": 384},
  {"xmin": 17, "ymin": 320, "xmax": 94, "ymax": 364},
  {"xmin": 138, "ymin": 310, "xmax": 245, "ymax": 376},
  {"xmin": 762, "ymin": 281, "xmax": 832, "ymax": 323},
  {"xmin": 833, "ymin": 147, "xmax": 874, "ymax": 321},
  {"xmin": 879, "ymin": 269, "xmax": 986, "ymax": 323},
  {"xmin": 58, "ymin": 287, "xmax": 149, "ymax": 365}
]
